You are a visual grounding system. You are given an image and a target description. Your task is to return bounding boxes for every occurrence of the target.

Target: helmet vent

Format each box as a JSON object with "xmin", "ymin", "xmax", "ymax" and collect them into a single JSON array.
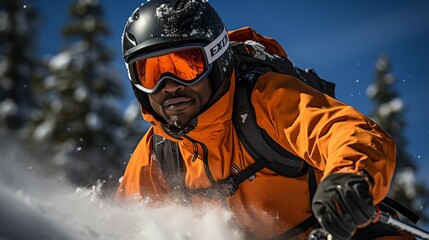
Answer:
[{"xmin": 125, "ymin": 32, "xmax": 137, "ymax": 46}]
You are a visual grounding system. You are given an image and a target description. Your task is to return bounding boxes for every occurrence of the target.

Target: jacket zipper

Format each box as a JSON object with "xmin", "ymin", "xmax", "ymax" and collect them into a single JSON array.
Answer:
[{"xmin": 182, "ymin": 135, "xmax": 216, "ymax": 185}]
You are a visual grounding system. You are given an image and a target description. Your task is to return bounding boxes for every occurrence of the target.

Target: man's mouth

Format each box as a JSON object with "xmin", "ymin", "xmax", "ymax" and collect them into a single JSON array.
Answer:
[{"xmin": 163, "ymin": 97, "xmax": 193, "ymax": 110}]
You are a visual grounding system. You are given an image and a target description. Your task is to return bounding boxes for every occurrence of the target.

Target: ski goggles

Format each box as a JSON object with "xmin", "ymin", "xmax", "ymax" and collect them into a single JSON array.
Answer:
[{"xmin": 126, "ymin": 28, "xmax": 229, "ymax": 94}]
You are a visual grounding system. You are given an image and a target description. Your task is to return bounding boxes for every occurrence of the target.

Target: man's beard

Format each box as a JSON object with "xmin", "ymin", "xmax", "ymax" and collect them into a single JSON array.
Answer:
[{"xmin": 159, "ymin": 91, "xmax": 199, "ymax": 130}]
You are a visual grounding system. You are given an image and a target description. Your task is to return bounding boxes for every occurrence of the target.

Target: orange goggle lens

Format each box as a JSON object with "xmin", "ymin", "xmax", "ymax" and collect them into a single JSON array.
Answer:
[{"xmin": 133, "ymin": 47, "xmax": 207, "ymax": 93}]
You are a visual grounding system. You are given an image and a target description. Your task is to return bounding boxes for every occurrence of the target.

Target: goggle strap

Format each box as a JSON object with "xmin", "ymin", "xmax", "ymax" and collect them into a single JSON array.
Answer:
[{"xmin": 204, "ymin": 27, "xmax": 229, "ymax": 65}]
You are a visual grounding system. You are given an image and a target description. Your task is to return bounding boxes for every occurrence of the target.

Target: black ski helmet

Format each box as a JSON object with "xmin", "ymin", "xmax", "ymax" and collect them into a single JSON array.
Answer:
[{"xmin": 122, "ymin": 0, "xmax": 233, "ymax": 118}]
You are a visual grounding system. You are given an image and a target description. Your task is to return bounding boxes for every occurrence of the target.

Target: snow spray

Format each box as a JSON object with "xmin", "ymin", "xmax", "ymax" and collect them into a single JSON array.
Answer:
[{"xmin": 0, "ymin": 135, "xmax": 242, "ymax": 240}]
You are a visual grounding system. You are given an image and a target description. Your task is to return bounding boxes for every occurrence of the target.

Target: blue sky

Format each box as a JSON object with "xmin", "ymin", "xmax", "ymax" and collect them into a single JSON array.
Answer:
[{"xmin": 34, "ymin": 1, "xmax": 428, "ymax": 179}]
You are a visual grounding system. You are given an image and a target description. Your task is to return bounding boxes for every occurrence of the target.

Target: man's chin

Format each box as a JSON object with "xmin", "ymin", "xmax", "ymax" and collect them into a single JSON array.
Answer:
[
  {"xmin": 161, "ymin": 107, "xmax": 199, "ymax": 130},
  {"xmin": 165, "ymin": 115, "xmax": 193, "ymax": 130}
]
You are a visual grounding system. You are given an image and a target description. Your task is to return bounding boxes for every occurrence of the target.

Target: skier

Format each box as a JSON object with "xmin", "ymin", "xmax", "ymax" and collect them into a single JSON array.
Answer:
[{"xmin": 116, "ymin": 0, "xmax": 416, "ymax": 239}]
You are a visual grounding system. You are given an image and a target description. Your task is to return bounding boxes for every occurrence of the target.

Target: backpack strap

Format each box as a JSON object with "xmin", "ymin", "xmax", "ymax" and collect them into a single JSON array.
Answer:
[
  {"xmin": 231, "ymin": 41, "xmax": 316, "ymax": 180},
  {"xmin": 230, "ymin": 64, "xmax": 318, "ymax": 192},
  {"xmin": 233, "ymin": 77, "xmax": 309, "ymax": 177}
]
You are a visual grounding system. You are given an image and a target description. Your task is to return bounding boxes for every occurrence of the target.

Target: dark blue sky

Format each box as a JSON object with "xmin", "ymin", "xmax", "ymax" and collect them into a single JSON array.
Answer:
[{"xmin": 34, "ymin": 1, "xmax": 428, "ymax": 179}]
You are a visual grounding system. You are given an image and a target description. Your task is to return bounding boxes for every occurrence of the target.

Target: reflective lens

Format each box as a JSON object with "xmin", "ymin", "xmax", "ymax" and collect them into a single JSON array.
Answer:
[{"xmin": 132, "ymin": 47, "xmax": 208, "ymax": 93}]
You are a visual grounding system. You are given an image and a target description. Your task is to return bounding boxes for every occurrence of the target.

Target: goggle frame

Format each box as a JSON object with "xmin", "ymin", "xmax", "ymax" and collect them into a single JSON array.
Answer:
[{"xmin": 126, "ymin": 27, "xmax": 229, "ymax": 94}]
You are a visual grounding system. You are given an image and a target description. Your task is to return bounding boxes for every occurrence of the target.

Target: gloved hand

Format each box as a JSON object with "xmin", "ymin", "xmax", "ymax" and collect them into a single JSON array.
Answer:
[{"xmin": 311, "ymin": 172, "xmax": 376, "ymax": 240}]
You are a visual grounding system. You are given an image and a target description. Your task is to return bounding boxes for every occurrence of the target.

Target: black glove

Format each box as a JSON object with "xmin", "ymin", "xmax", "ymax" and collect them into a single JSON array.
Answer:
[{"xmin": 311, "ymin": 172, "xmax": 376, "ymax": 240}]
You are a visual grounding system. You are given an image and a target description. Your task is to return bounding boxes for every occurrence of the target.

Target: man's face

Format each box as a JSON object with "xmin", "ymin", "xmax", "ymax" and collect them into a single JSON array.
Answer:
[{"xmin": 148, "ymin": 77, "xmax": 212, "ymax": 129}]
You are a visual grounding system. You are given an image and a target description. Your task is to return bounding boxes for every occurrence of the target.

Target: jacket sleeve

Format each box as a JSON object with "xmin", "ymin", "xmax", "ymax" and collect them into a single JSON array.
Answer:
[
  {"xmin": 251, "ymin": 72, "xmax": 396, "ymax": 204},
  {"xmin": 115, "ymin": 127, "xmax": 170, "ymax": 201}
]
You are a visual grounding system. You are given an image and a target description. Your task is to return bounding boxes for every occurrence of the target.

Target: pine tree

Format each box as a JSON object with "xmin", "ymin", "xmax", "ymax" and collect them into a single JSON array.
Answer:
[
  {"xmin": 29, "ymin": 0, "xmax": 137, "ymax": 190},
  {"xmin": 366, "ymin": 55, "xmax": 428, "ymax": 221},
  {"xmin": 0, "ymin": 0, "xmax": 43, "ymax": 130}
]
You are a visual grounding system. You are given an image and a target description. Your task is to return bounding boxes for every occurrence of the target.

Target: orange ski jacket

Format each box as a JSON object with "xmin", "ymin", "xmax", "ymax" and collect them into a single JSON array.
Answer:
[{"xmin": 117, "ymin": 27, "xmax": 402, "ymax": 239}]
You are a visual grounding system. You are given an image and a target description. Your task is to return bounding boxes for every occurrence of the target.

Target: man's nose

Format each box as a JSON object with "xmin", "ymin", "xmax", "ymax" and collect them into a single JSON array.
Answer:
[{"xmin": 161, "ymin": 79, "xmax": 185, "ymax": 93}]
